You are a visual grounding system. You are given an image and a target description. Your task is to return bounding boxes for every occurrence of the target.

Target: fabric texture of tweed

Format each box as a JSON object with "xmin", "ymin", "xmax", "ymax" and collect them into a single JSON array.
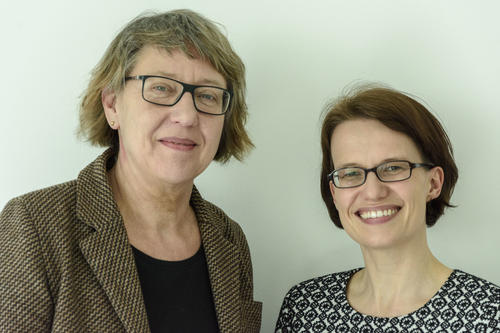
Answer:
[{"xmin": 0, "ymin": 149, "xmax": 262, "ymax": 332}]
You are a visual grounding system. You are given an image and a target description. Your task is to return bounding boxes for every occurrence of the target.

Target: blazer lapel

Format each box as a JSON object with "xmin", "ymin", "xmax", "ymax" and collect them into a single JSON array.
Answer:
[
  {"xmin": 192, "ymin": 189, "xmax": 242, "ymax": 332},
  {"xmin": 76, "ymin": 149, "xmax": 150, "ymax": 333}
]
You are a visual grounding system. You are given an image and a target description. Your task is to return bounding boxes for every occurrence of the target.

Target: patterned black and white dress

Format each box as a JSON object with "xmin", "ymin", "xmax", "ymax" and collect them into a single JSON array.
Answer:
[{"xmin": 275, "ymin": 268, "xmax": 499, "ymax": 332}]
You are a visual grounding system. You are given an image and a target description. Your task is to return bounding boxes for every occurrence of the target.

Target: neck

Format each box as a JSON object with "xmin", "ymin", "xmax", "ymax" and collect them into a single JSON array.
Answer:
[
  {"xmin": 108, "ymin": 156, "xmax": 201, "ymax": 261},
  {"xmin": 109, "ymin": 153, "xmax": 194, "ymax": 230},
  {"xmin": 348, "ymin": 233, "xmax": 452, "ymax": 317}
]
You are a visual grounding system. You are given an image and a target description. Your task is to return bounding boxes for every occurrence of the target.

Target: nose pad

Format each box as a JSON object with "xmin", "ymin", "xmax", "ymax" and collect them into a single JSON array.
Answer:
[
  {"xmin": 362, "ymin": 171, "xmax": 389, "ymax": 199},
  {"xmin": 169, "ymin": 92, "xmax": 198, "ymax": 126}
]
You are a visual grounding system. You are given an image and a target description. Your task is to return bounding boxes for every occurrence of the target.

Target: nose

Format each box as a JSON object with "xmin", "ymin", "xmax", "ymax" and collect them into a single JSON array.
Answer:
[
  {"xmin": 169, "ymin": 91, "xmax": 198, "ymax": 126},
  {"xmin": 361, "ymin": 171, "xmax": 389, "ymax": 200}
]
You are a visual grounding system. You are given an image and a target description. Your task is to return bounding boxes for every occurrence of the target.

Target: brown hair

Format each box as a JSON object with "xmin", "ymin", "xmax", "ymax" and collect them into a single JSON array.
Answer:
[
  {"xmin": 320, "ymin": 86, "xmax": 458, "ymax": 228},
  {"xmin": 78, "ymin": 9, "xmax": 253, "ymax": 162}
]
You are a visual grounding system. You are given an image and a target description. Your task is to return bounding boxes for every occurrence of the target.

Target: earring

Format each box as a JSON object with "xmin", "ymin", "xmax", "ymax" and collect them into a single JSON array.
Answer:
[{"xmin": 110, "ymin": 121, "xmax": 115, "ymax": 127}]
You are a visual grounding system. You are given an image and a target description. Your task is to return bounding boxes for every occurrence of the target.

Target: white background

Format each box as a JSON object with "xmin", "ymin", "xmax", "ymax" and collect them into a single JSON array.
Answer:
[{"xmin": 1, "ymin": 1, "xmax": 499, "ymax": 331}]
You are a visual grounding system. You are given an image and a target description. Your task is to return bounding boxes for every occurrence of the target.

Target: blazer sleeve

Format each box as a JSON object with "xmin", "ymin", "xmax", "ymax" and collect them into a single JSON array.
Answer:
[
  {"xmin": 0, "ymin": 197, "xmax": 53, "ymax": 332},
  {"xmin": 234, "ymin": 223, "xmax": 262, "ymax": 332}
]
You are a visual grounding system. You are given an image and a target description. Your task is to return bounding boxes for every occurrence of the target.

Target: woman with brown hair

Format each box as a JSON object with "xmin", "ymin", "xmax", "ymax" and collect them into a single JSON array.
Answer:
[
  {"xmin": 0, "ymin": 10, "xmax": 261, "ymax": 332},
  {"xmin": 276, "ymin": 86, "xmax": 499, "ymax": 332}
]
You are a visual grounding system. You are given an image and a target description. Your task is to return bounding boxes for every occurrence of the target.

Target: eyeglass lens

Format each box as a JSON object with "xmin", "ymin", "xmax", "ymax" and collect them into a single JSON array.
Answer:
[
  {"xmin": 143, "ymin": 77, "xmax": 230, "ymax": 114},
  {"xmin": 333, "ymin": 161, "xmax": 412, "ymax": 188}
]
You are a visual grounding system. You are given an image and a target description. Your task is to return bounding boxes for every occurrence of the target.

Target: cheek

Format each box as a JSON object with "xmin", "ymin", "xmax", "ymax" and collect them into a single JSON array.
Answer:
[
  {"xmin": 404, "ymin": 180, "xmax": 428, "ymax": 203},
  {"xmin": 398, "ymin": 185, "xmax": 429, "ymax": 221},
  {"xmin": 333, "ymin": 192, "xmax": 355, "ymax": 217},
  {"xmin": 120, "ymin": 116, "xmax": 151, "ymax": 147},
  {"xmin": 204, "ymin": 119, "xmax": 224, "ymax": 146},
  {"xmin": 215, "ymin": 121, "xmax": 224, "ymax": 141}
]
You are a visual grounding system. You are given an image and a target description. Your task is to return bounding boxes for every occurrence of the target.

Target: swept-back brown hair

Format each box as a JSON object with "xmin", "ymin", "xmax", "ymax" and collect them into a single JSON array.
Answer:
[
  {"xmin": 78, "ymin": 9, "xmax": 253, "ymax": 162},
  {"xmin": 320, "ymin": 86, "xmax": 458, "ymax": 228}
]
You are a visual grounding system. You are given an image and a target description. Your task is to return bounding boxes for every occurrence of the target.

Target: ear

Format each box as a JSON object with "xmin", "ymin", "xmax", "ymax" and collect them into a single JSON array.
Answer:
[
  {"xmin": 427, "ymin": 166, "xmax": 444, "ymax": 201},
  {"xmin": 102, "ymin": 87, "xmax": 119, "ymax": 129},
  {"xmin": 329, "ymin": 180, "xmax": 337, "ymax": 204}
]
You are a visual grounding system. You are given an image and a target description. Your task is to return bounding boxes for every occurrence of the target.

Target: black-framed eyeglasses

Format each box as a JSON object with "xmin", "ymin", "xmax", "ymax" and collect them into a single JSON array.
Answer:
[
  {"xmin": 328, "ymin": 160, "xmax": 435, "ymax": 189},
  {"xmin": 125, "ymin": 75, "xmax": 232, "ymax": 115}
]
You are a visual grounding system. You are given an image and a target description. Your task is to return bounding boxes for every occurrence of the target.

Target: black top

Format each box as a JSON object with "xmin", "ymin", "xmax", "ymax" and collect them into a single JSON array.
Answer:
[
  {"xmin": 132, "ymin": 245, "xmax": 219, "ymax": 333},
  {"xmin": 276, "ymin": 268, "xmax": 500, "ymax": 332}
]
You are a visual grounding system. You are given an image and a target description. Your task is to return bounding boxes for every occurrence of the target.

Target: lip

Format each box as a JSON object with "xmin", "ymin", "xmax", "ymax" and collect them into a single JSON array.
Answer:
[
  {"xmin": 355, "ymin": 205, "xmax": 401, "ymax": 225},
  {"xmin": 159, "ymin": 137, "xmax": 197, "ymax": 152}
]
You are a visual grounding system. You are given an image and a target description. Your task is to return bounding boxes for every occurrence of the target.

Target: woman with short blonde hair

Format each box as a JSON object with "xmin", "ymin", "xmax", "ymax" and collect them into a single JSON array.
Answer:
[{"xmin": 1, "ymin": 9, "xmax": 261, "ymax": 332}]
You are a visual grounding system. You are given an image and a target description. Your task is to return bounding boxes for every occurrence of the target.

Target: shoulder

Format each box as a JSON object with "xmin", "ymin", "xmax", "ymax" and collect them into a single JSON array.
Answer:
[
  {"xmin": 206, "ymin": 200, "xmax": 244, "ymax": 238},
  {"xmin": 1, "ymin": 149, "xmax": 111, "ymax": 229},
  {"xmin": 2, "ymin": 180, "xmax": 78, "ymax": 227},
  {"xmin": 283, "ymin": 268, "xmax": 360, "ymax": 303},
  {"xmin": 0, "ymin": 149, "xmax": 111, "ymax": 247},
  {"xmin": 276, "ymin": 269, "xmax": 360, "ymax": 331},
  {"xmin": 0, "ymin": 180, "xmax": 83, "ymax": 262},
  {"xmin": 447, "ymin": 270, "xmax": 500, "ymax": 303},
  {"xmin": 191, "ymin": 186, "xmax": 247, "ymax": 245},
  {"xmin": 436, "ymin": 270, "xmax": 500, "ymax": 328},
  {"xmin": 0, "ymin": 180, "xmax": 80, "ymax": 280},
  {"xmin": 19, "ymin": 180, "xmax": 77, "ymax": 206}
]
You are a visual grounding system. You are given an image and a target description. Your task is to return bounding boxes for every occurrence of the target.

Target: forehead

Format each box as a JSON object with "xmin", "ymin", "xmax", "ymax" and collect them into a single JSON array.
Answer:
[
  {"xmin": 131, "ymin": 45, "xmax": 226, "ymax": 87},
  {"xmin": 330, "ymin": 118, "xmax": 423, "ymax": 167}
]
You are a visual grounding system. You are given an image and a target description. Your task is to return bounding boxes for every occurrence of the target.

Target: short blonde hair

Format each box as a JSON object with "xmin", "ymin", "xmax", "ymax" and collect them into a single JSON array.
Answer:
[{"xmin": 79, "ymin": 9, "xmax": 253, "ymax": 162}]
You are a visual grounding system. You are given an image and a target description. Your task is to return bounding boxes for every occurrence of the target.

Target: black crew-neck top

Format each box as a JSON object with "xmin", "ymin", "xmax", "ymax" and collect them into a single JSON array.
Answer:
[{"xmin": 132, "ymin": 246, "xmax": 219, "ymax": 333}]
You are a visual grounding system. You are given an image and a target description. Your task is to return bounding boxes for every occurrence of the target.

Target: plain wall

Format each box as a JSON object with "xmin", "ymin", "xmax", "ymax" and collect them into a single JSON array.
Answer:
[{"xmin": 1, "ymin": 1, "xmax": 499, "ymax": 331}]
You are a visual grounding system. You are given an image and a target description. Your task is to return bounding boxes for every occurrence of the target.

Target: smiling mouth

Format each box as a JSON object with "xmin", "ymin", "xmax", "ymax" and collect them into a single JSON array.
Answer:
[
  {"xmin": 159, "ymin": 137, "xmax": 198, "ymax": 151},
  {"xmin": 357, "ymin": 207, "xmax": 400, "ymax": 220},
  {"xmin": 164, "ymin": 141, "xmax": 196, "ymax": 147},
  {"xmin": 159, "ymin": 138, "xmax": 197, "ymax": 147}
]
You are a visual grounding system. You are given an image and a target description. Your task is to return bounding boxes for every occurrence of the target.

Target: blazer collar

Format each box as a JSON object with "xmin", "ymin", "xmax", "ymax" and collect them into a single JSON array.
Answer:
[
  {"xmin": 191, "ymin": 189, "xmax": 242, "ymax": 332},
  {"xmin": 76, "ymin": 149, "xmax": 150, "ymax": 333}
]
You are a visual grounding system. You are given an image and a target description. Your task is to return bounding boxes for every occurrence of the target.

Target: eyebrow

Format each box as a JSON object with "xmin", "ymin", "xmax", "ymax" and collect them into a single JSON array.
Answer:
[
  {"xmin": 152, "ymin": 71, "xmax": 226, "ymax": 88},
  {"xmin": 335, "ymin": 157, "xmax": 408, "ymax": 169}
]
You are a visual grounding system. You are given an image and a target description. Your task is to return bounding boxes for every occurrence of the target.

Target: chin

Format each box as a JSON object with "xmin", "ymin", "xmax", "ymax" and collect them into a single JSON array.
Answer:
[
  {"xmin": 347, "ymin": 228, "xmax": 401, "ymax": 250},
  {"xmin": 153, "ymin": 166, "xmax": 197, "ymax": 186},
  {"xmin": 359, "ymin": 238, "xmax": 398, "ymax": 250}
]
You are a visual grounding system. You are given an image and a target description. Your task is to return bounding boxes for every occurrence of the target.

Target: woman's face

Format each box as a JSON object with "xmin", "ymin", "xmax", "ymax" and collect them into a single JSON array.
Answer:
[
  {"xmin": 329, "ymin": 118, "xmax": 443, "ymax": 250},
  {"xmin": 103, "ymin": 46, "xmax": 225, "ymax": 187}
]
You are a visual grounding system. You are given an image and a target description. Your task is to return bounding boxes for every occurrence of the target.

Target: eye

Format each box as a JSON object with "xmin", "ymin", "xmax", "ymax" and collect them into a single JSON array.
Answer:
[
  {"xmin": 338, "ymin": 168, "xmax": 363, "ymax": 179},
  {"xmin": 380, "ymin": 161, "xmax": 409, "ymax": 175},
  {"xmin": 152, "ymin": 84, "xmax": 176, "ymax": 95},
  {"xmin": 195, "ymin": 88, "xmax": 221, "ymax": 105},
  {"xmin": 151, "ymin": 85, "xmax": 167, "ymax": 93},
  {"xmin": 386, "ymin": 165, "xmax": 403, "ymax": 172},
  {"xmin": 199, "ymin": 93, "xmax": 216, "ymax": 101},
  {"xmin": 145, "ymin": 78, "xmax": 179, "ymax": 97}
]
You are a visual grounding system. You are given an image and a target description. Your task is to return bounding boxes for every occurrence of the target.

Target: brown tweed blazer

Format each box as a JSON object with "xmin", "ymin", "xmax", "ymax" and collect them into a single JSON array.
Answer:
[{"xmin": 0, "ymin": 149, "xmax": 262, "ymax": 332}]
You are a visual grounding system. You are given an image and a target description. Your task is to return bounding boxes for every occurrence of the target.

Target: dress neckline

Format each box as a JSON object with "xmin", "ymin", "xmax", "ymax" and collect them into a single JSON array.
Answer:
[{"xmin": 342, "ymin": 267, "xmax": 458, "ymax": 319}]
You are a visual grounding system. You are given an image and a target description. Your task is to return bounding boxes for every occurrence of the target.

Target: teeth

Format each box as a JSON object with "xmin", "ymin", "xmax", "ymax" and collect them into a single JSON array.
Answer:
[
  {"xmin": 360, "ymin": 208, "xmax": 398, "ymax": 219},
  {"xmin": 170, "ymin": 141, "xmax": 193, "ymax": 146}
]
